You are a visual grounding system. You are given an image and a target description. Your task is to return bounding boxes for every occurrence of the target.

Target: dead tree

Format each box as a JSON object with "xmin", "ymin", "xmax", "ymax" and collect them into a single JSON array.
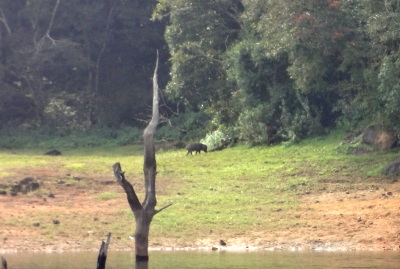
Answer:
[
  {"xmin": 96, "ymin": 232, "xmax": 111, "ymax": 269},
  {"xmin": 113, "ymin": 52, "xmax": 171, "ymax": 262},
  {"xmin": 1, "ymin": 256, "xmax": 7, "ymax": 269}
]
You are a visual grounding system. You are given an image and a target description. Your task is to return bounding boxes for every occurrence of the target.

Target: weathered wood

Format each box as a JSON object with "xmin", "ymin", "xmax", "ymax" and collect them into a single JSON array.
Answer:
[
  {"xmin": 96, "ymin": 232, "xmax": 111, "ymax": 269},
  {"xmin": 113, "ymin": 51, "xmax": 172, "ymax": 263},
  {"xmin": 113, "ymin": 163, "xmax": 142, "ymax": 212},
  {"xmin": 1, "ymin": 256, "xmax": 7, "ymax": 269}
]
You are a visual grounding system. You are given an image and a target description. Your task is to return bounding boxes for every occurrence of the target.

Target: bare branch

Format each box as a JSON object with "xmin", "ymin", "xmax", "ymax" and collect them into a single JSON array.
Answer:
[
  {"xmin": 94, "ymin": 1, "xmax": 118, "ymax": 95},
  {"xmin": 0, "ymin": 8, "xmax": 11, "ymax": 35},
  {"xmin": 45, "ymin": 0, "xmax": 61, "ymax": 44},
  {"xmin": 112, "ymin": 162, "xmax": 143, "ymax": 212},
  {"xmin": 32, "ymin": 0, "xmax": 61, "ymax": 57},
  {"xmin": 155, "ymin": 203, "xmax": 173, "ymax": 214}
]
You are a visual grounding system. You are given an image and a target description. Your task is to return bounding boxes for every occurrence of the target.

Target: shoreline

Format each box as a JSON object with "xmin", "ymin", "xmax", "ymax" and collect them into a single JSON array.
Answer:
[{"xmin": 1, "ymin": 242, "xmax": 399, "ymax": 254}]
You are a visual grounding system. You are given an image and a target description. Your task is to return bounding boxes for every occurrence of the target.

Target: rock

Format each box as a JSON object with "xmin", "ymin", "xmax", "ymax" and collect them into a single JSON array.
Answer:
[
  {"xmin": 44, "ymin": 149, "xmax": 62, "ymax": 156},
  {"xmin": 53, "ymin": 220, "xmax": 60, "ymax": 225},
  {"xmin": 381, "ymin": 157, "xmax": 400, "ymax": 176},
  {"xmin": 33, "ymin": 223, "xmax": 40, "ymax": 227},
  {"xmin": 11, "ymin": 178, "xmax": 40, "ymax": 195},
  {"xmin": 11, "ymin": 184, "xmax": 21, "ymax": 193},
  {"xmin": 20, "ymin": 177, "xmax": 39, "ymax": 194},
  {"xmin": 362, "ymin": 125, "xmax": 397, "ymax": 150},
  {"xmin": 101, "ymin": 181, "xmax": 115, "ymax": 185},
  {"xmin": 0, "ymin": 190, "xmax": 6, "ymax": 195},
  {"xmin": 19, "ymin": 177, "xmax": 34, "ymax": 185},
  {"xmin": 219, "ymin": 240, "xmax": 227, "ymax": 246}
]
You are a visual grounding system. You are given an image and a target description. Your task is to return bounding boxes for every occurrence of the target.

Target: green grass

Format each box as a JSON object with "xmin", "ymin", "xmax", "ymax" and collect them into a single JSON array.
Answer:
[
  {"xmin": 0, "ymin": 130, "xmax": 398, "ymax": 245},
  {"xmin": 96, "ymin": 192, "xmax": 121, "ymax": 200}
]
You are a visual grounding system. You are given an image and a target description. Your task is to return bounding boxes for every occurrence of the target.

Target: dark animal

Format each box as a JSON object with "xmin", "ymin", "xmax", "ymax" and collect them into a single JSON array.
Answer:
[
  {"xmin": 186, "ymin": 143, "xmax": 207, "ymax": 156},
  {"xmin": 44, "ymin": 149, "xmax": 62, "ymax": 156}
]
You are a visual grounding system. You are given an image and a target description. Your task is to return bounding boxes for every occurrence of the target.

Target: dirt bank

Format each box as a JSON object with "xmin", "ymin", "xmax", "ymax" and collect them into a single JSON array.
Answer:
[{"xmin": 1, "ymin": 175, "xmax": 400, "ymax": 253}]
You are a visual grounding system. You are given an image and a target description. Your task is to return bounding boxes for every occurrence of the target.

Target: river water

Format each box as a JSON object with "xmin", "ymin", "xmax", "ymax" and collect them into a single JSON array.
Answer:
[{"xmin": 2, "ymin": 251, "xmax": 400, "ymax": 268}]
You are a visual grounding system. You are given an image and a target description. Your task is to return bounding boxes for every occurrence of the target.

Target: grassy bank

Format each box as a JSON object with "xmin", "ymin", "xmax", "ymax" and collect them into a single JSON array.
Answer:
[{"xmin": 0, "ymin": 131, "xmax": 398, "ymax": 250}]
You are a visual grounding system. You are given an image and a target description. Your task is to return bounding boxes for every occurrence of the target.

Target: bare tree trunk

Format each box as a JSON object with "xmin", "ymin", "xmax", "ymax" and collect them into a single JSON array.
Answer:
[
  {"xmin": 1, "ymin": 256, "xmax": 7, "ymax": 269},
  {"xmin": 113, "ymin": 51, "xmax": 172, "ymax": 263},
  {"xmin": 96, "ymin": 232, "xmax": 111, "ymax": 269}
]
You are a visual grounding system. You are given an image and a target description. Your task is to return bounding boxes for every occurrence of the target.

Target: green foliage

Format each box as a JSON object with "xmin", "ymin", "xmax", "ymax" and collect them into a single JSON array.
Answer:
[
  {"xmin": 236, "ymin": 105, "xmax": 268, "ymax": 145},
  {"xmin": 377, "ymin": 54, "xmax": 400, "ymax": 128},
  {"xmin": 337, "ymin": 0, "xmax": 400, "ymax": 131},
  {"xmin": 159, "ymin": 0, "xmax": 368, "ymax": 145},
  {"xmin": 0, "ymin": 0, "xmax": 167, "ymax": 130},
  {"xmin": 201, "ymin": 129, "xmax": 228, "ymax": 149},
  {"xmin": 156, "ymin": 110, "xmax": 211, "ymax": 142},
  {"xmin": 3, "ymin": 0, "xmax": 400, "ymax": 146}
]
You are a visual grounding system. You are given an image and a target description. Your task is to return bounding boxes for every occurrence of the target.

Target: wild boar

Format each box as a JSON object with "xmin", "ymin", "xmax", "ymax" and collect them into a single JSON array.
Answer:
[{"xmin": 186, "ymin": 143, "xmax": 207, "ymax": 156}]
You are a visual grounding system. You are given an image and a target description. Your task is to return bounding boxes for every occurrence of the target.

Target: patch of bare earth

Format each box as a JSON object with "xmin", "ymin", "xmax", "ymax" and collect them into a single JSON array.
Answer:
[
  {"xmin": 1, "ymin": 168, "xmax": 400, "ymax": 253},
  {"xmin": 189, "ymin": 182, "xmax": 400, "ymax": 252}
]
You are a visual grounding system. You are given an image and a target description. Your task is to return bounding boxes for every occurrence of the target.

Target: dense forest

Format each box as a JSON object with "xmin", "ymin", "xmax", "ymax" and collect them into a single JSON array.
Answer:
[{"xmin": 0, "ymin": 0, "xmax": 399, "ymax": 147}]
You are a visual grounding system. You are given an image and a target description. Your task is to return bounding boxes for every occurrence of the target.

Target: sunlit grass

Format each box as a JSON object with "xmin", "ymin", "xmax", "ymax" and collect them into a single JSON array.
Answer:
[
  {"xmin": 95, "ymin": 192, "xmax": 121, "ymax": 200},
  {"xmin": 0, "ymin": 130, "xmax": 397, "ymax": 245}
]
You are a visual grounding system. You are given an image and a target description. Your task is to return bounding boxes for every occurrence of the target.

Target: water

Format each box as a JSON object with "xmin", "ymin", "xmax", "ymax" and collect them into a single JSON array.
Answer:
[{"xmin": 2, "ymin": 251, "xmax": 400, "ymax": 269}]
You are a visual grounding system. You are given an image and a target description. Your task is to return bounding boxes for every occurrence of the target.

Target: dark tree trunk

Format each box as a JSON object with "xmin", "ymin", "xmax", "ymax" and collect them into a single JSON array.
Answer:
[
  {"xmin": 96, "ymin": 232, "xmax": 111, "ymax": 269},
  {"xmin": 1, "ymin": 256, "xmax": 7, "ymax": 269},
  {"xmin": 113, "ymin": 51, "xmax": 171, "ymax": 264}
]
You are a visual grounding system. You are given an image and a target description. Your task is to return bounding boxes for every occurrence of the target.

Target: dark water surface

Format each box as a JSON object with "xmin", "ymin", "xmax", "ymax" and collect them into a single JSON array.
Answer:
[{"xmin": 3, "ymin": 251, "xmax": 400, "ymax": 269}]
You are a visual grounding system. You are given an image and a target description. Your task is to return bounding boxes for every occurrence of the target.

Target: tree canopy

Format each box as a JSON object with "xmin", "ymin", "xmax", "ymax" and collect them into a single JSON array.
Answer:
[
  {"xmin": 0, "ymin": 0, "xmax": 168, "ymax": 130},
  {"xmin": 1, "ymin": 0, "xmax": 399, "ymax": 145},
  {"xmin": 156, "ymin": 0, "xmax": 400, "ymax": 144}
]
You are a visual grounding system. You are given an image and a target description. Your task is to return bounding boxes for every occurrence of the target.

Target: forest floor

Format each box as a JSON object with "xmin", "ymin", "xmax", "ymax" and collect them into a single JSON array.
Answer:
[{"xmin": 1, "ymin": 169, "xmax": 399, "ymax": 253}]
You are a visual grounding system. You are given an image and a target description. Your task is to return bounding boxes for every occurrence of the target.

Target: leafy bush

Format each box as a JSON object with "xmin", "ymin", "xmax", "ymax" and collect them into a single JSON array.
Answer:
[
  {"xmin": 156, "ymin": 110, "xmax": 211, "ymax": 142},
  {"xmin": 237, "ymin": 105, "xmax": 268, "ymax": 145},
  {"xmin": 201, "ymin": 130, "xmax": 226, "ymax": 150}
]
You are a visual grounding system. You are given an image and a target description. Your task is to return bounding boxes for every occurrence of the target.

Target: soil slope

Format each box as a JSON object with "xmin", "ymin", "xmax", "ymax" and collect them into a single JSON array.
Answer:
[{"xmin": 1, "ymin": 172, "xmax": 400, "ymax": 253}]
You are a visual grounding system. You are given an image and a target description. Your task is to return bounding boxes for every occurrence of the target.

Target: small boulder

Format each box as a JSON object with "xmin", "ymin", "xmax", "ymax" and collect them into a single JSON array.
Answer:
[
  {"xmin": 381, "ymin": 157, "xmax": 400, "ymax": 176},
  {"xmin": 362, "ymin": 126, "xmax": 397, "ymax": 150},
  {"xmin": 19, "ymin": 177, "xmax": 34, "ymax": 185},
  {"xmin": 11, "ymin": 177, "xmax": 40, "ymax": 195},
  {"xmin": 19, "ymin": 177, "xmax": 40, "ymax": 194}
]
